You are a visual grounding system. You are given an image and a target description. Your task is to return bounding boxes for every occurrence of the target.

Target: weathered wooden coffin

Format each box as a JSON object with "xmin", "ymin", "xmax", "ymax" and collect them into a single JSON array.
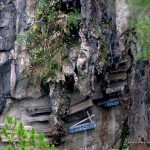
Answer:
[
  {"xmin": 106, "ymin": 81, "xmax": 127, "ymax": 94},
  {"xmin": 27, "ymin": 115, "xmax": 50, "ymax": 123},
  {"xmin": 27, "ymin": 105, "xmax": 52, "ymax": 116},
  {"xmin": 69, "ymin": 99, "xmax": 93, "ymax": 115},
  {"xmin": 68, "ymin": 122, "xmax": 96, "ymax": 133},
  {"xmin": 110, "ymin": 72, "xmax": 127, "ymax": 81}
]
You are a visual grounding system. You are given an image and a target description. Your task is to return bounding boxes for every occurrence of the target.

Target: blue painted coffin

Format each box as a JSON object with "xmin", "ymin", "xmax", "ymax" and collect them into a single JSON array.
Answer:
[
  {"xmin": 68, "ymin": 122, "xmax": 96, "ymax": 133},
  {"xmin": 101, "ymin": 99, "xmax": 120, "ymax": 107}
]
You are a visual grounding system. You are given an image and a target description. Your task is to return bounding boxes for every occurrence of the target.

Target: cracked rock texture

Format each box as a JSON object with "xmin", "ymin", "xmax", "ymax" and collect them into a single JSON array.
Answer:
[
  {"xmin": 128, "ymin": 62, "xmax": 150, "ymax": 143},
  {"xmin": 0, "ymin": 0, "xmax": 149, "ymax": 149}
]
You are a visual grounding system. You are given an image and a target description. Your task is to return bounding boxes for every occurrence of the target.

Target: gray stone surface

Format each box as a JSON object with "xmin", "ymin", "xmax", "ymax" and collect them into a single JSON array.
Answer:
[
  {"xmin": 0, "ymin": 0, "xmax": 36, "ymax": 113},
  {"xmin": 0, "ymin": 59, "xmax": 11, "ymax": 114},
  {"xmin": 0, "ymin": 0, "xmax": 16, "ymax": 51},
  {"xmin": 128, "ymin": 62, "xmax": 150, "ymax": 143}
]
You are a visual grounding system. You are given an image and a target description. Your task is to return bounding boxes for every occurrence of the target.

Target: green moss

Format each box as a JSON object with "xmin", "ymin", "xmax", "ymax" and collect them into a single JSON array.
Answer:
[{"xmin": 101, "ymin": 43, "xmax": 108, "ymax": 63}]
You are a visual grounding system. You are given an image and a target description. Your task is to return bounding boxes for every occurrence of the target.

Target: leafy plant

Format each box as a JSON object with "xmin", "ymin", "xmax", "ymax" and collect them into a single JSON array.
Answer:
[
  {"xmin": 0, "ymin": 116, "xmax": 52, "ymax": 150},
  {"xmin": 127, "ymin": 0, "xmax": 150, "ymax": 61},
  {"xmin": 67, "ymin": 8, "xmax": 80, "ymax": 31},
  {"xmin": 18, "ymin": 0, "xmax": 81, "ymax": 84},
  {"xmin": 133, "ymin": 17, "xmax": 150, "ymax": 60},
  {"xmin": 101, "ymin": 43, "xmax": 108, "ymax": 63},
  {"xmin": 119, "ymin": 120, "xmax": 129, "ymax": 150}
]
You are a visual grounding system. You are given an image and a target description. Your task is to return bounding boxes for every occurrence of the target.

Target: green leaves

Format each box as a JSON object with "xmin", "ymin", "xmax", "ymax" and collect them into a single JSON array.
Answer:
[
  {"xmin": 50, "ymin": 144, "xmax": 56, "ymax": 150},
  {"xmin": 36, "ymin": 0, "xmax": 56, "ymax": 21},
  {"xmin": 127, "ymin": 0, "xmax": 150, "ymax": 16},
  {"xmin": 127, "ymin": 0, "xmax": 150, "ymax": 61},
  {"xmin": 67, "ymin": 8, "xmax": 80, "ymax": 31},
  {"xmin": 135, "ymin": 17, "xmax": 150, "ymax": 60},
  {"xmin": 0, "ymin": 116, "xmax": 50, "ymax": 150}
]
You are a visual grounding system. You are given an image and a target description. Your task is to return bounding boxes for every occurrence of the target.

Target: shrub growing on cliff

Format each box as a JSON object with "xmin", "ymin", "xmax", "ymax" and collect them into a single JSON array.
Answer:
[
  {"xmin": 21, "ymin": 0, "xmax": 80, "ymax": 84},
  {"xmin": 0, "ymin": 116, "xmax": 56, "ymax": 150},
  {"xmin": 127, "ymin": 0, "xmax": 150, "ymax": 61}
]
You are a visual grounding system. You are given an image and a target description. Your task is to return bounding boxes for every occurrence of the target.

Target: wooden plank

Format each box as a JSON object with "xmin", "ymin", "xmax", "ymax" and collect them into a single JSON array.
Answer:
[{"xmin": 69, "ymin": 99, "xmax": 93, "ymax": 115}]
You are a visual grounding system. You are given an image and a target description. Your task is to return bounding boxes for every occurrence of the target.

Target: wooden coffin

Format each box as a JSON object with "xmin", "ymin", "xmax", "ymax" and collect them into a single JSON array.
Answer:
[
  {"xmin": 110, "ymin": 72, "xmax": 127, "ymax": 81},
  {"xmin": 97, "ymin": 98, "xmax": 120, "ymax": 107},
  {"xmin": 27, "ymin": 115, "xmax": 49, "ymax": 123},
  {"xmin": 27, "ymin": 105, "xmax": 52, "ymax": 116},
  {"xmin": 69, "ymin": 99, "xmax": 93, "ymax": 115},
  {"xmin": 106, "ymin": 81, "xmax": 127, "ymax": 94},
  {"xmin": 68, "ymin": 122, "xmax": 96, "ymax": 133}
]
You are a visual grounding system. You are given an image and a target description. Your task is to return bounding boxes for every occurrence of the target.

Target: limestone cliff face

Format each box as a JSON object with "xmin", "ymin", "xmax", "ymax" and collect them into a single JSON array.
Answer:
[
  {"xmin": 0, "ymin": 0, "xmax": 149, "ymax": 149},
  {"xmin": 128, "ymin": 62, "xmax": 150, "ymax": 143}
]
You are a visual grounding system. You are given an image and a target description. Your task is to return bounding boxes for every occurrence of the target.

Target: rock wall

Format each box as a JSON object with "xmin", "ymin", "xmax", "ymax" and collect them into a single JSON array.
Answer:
[
  {"xmin": 0, "ymin": 0, "xmax": 149, "ymax": 149},
  {"xmin": 128, "ymin": 61, "xmax": 150, "ymax": 150},
  {"xmin": 0, "ymin": 0, "xmax": 38, "ymax": 112}
]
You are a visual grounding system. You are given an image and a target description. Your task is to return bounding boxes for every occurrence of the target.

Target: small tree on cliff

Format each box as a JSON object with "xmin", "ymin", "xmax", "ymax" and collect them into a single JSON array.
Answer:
[
  {"xmin": 127, "ymin": 0, "xmax": 150, "ymax": 61},
  {"xmin": 0, "ymin": 116, "xmax": 56, "ymax": 150}
]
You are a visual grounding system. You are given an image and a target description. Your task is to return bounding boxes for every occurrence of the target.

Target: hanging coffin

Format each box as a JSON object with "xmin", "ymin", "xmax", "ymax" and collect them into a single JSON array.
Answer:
[
  {"xmin": 68, "ymin": 121, "xmax": 96, "ymax": 133},
  {"xmin": 101, "ymin": 99, "xmax": 120, "ymax": 107}
]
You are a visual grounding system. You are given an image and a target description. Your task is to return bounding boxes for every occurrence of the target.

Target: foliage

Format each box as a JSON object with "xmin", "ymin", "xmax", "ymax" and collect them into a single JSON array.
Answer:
[
  {"xmin": 119, "ymin": 120, "xmax": 129, "ymax": 150},
  {"xmin": 127, "ymin": 0, "xmax": 150, "ymax": 15},
  {"xmin": 133, "ymin": 17, "xmax": 150, "ymax": 60},
  {"xmin": 127, "ymin": 0, "xmax": 150, "ymax": 61},
  {"xmin": 111, "ymin": 145, "xmax": 130, "ymax": 150},
  {"xmin": 35, "ymin": 0, "xmax": 57, "ymax": 21},
  {"xmin": 27, "ymin": 0, "xmax": 63, "ymax": 83},
  {"xmin": 101, "ymin": 43, "xmax": 108, "ymax": 63},
  {"xmin": 63, "ymin": 8, "xmax": 80, "ymax": 46},
  {"xmin": 0, "ymin": 116, "xmax": 54, "ymax": 150},
  {"xmin": 67, "ymin": 8, "xmax": 80, "ymax": 31},
  {"xmin": 17, "ymin": 0, "xmax": 80, "ymax": 84}
]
